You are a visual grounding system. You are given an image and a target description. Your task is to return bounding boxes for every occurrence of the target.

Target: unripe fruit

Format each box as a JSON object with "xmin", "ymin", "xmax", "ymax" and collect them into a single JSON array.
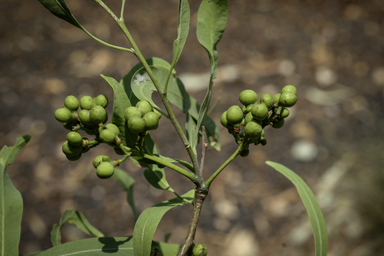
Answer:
[
  {"xmin": 93, "ymin": 155, "xmax": 104, "ymax": 168},
  {"xmin": 153, "ymin": 108, "xmax": 162, "ymax": 119},
  {"xmin": 251, "ymin": 103, "xmax": 268, "ymax": 121},
  {"xmin": 226, "ymin": 105, "xmax": 243, "ymax": 124},
  {"xmin": 240, "ymin": 148, "xmax": 250, "ymax": 157},
  {"xmin": 272, "ymin": 118, "xmax": 285, "ymax": 129},
  {"xmin": 239, "ymin": 90, "xmax": 257, "ymax": 106},
  {"xmin": 260, "ymin": 93, "xmax": 274, "ymax": 109},
  {"xmin": 105, "ymin": 123, "xmax": 120, "ymax": 135},
  {"xmin": 124, "ymin": 106, "xmax": 142, "ymax": 121},
  {"xmin": 260, "ymin": 137, "xmax": 267, "ymax": 146},
  {"xmin": 128, "ymin": 116, "xmax": 145, "ymax": 133},
  {"xmin": 136, "ymin": 100, "xmax": 153, "ymax": 116},
  {"xmin": 100, "ymin": 129, "xmax": 116, "ymax": 144},
  {"xmin": 90, "ymin": 105, "xmax": 107, "ymax": 125},
  {"xmin": 62, "ymin": 141, "xmax": 82, "ymax": 156},
  {"xmin": 192, "ymin": 244, "xmax": 208, "ymax": 256},
  {"xmin": 66, "ymin": 153, "xmax": 82, "ymax": 161},
  {"xmin": 63, "ymin": 121, "xmax": 75, "ymax": 131},
  {"xmin": 244, "ymin": 112, "xmax": 253, "ymax": 125},
  {"xmin": 273, "ymin": 93, "xmax": 281, "ymax": 106},
  {"xmin": 143, "ymin": 112, "xmax": 159, "ymax": 130},
  {"xmin": 55, "ymin": 108, "xmax": 73, "ymax": 123},
  {"xmin": 279, "ymin": 93, "xmax": 297, "ymax": 108},
  {"xmin": 102, "ymin": 155, "xmax": 112, "ymax": 162},
  {"xmin": 96, "ymin": 162, "xmax": 114, "ymax": 179},
  {"xmin": 95, "ymin": 94, "xmax": 108, "ymax": 108},
  {"xmin": 244, "ymin": 121, "xmax": 262, "ymax": 138},
  {"xmin": 281, "ymin": 84, "xmax": 297, "ymax": 95},
  {"xmin": 78, "ymin": 109, "xmax": 92, "ymax": 126},
  {"xmin": 64, "ymin": 95, "xmax": 80, "ymax": 111},
  {"xmin": 280, "ymin": 108, "xmax": 290, "ymax": 118},
  {"xmin": 220, "ymin": 111, "xmax": 228, "ymax": 127},
  {"xmin": 243, "ymin": 104, "xmax": 255, "ymax": 115},
  {"xmin": 80, "ymin": 96, "xmax": 95, "ymax": 110},
  {"xmin": 67, "ymin": 131, "xmax": 83, "ymax": 147}
]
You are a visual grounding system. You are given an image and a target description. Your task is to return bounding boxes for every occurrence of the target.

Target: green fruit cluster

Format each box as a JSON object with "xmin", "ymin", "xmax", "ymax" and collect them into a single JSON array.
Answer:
[
  {"xmin": 62, "ymin": 131, "xmax": 86, "ymax": 161},
  {"xmin": 124, "ymin": 100, "xmax": 161, "ymax": 134},
  {"xmin": 220, "ymin": 85, "xmax": 297, "ymax": 155},
  {"xmin": 93, "ymin": 155, "xmax": 115, "ymax": 179},
  {"xmin": 99, "ymin": 123, "xmax": 120, "ymax": 144}
]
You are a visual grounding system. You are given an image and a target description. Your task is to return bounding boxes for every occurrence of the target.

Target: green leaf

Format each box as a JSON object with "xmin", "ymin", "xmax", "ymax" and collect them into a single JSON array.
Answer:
[
  {"xmin": 0, "ymin": 135, "xmax": 30, "ymax": 256},
  {"xmin": 101, "ymin": 74, "xmax": 138, "ymax": 148},
  {"xmin": 196, "ymin": 0, "xmax": 228, "ymax": 78},
  {"xmin": 51, "ymin": 210, "xmax": 104, "ymax": 246},
  {"xmin": 266, "ymin": 161, "xmax": 328, "ymax": 256},
  {"xmin": 133, "ymin": 190, "xmax": 194, "ymax": 256},
  {"xmin": 143, "ymin": 167, "xmax": 171, "ymax": 191},
  {"xmin": 37, "ymin": 0, "xmax": 83, "ymax": 30},
  {"xmin": 113, "ymin": 169, "xmax": 139, "ymax": 222}
]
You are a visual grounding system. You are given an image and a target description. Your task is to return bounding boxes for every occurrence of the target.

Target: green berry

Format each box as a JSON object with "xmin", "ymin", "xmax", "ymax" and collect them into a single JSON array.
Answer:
[
  {"xmin": 102, "ymin": 155, "xmax": 112, "ymax": 162},
  {"xmin": 280, "ymin": 108, "xmax": 290, "ymax": 118},
  {"xmin": 78, "ymin": 109, "xmax": 92, "ymax": 126},
  {"xmin": 55, "ymin": 108, "xmax": 73, "ymax": 123},
  {"xmin": 64, "ymin": 95, "xmax": 80, "ymax": 111},
  {"xmin": 105, "ymin": 123, "xmax": 120, "ymax": 135},
  {"xmin": 220, "ymin": 111, "xmax": 228, "ymax": 127},
  {"xmin": 124, "ymin": 106, "xmax": 142, "ymax": 121},
  {"xmin": 260, "ymin": 93, "xmax": 274, "ymax": 109},
  {"xmin": 192, "ymin": 244, "xmax": 208, "ymax": 256},
  {"xmin": 244, "ymin": 112, "xmax": 253, "ymax": 125},
  {"xmin": 95, "ymin": 94, "xmax": 108, "ymax": 108},
  {"xmin": 96, "ymin": 162, "xmax": 114, "ymax": 179},
  {"xmin": 240, "ymin": 148, "xmax": 250, "ymax": 157},
  {"xmin": 143, "ymin": 112, "xmax": 159, "ymax": 130},
  {"xmin": 281, "ymin": 85, "xmax": 297, "ymax": 95},
  {"xmin": 93, "ymin": 155, "xmax": 104, "ymax": 168},
  {"xmin": 66, "ymin": 153, "xmax": 82, "ymax": 161},
  {"xmin": 136, "ymin": 100, "xmax": 153, "ymax": 116},
  {"xmin": 244, "ymin": 121, "xmax": 262, "ymax": 138},
  {"xmin": 90, "ymin": 105, "xmax": 107, "ymax": 125},
  {"xmin": 251, "ymin": 103, "xmax": 268, "ymax": 121},
  {"xmin": 239, "ymin": 90, "xmax": 257, "ymax": 106},
  {"xmin": 128, "ymin": 116, "xmax": 145, "ymax": 133},
  {"xmin": 226, "ymin": 105, "xmax": 243, "ymax": 124},
  {"xmin": 153, "ymin": 108, "xmax": 162, "ymax": 119},
  {"xmin": 100, "ymin": 129, "xmax": 116, "ymax": 144},
  {"xmin": 273, "ymin": 93, "xmax": 281, "ymax": 106},
  {"xmin": 66, "ymin": 132, "xmax": 83, "ymax": 147},
  {"xmin": 279, "ymin": 92, "xmax": 297, "ymax": 107},
  {"xmin": 260, "ymin": 137, "xmax": 267, "ymax": 146},
  {"xmin": 272, "ymin": 118, "xmax": 285, "ymax": 129},
  {"xmin": 62, "ymin": 141, "xmax": 82, "ymax": 157},
  {"xmin": 80, "ymin": 96, "xmax": 95, "ymax": 110}
]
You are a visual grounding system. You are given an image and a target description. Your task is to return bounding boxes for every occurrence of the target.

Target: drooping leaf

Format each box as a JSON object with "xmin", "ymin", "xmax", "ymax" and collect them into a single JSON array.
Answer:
[
  {"xmin": 37, "ymin": 0, "xmax": 83, "ymax": 30},
  {"xmin": 113, "ymin": 169, "xmax": 139, "ymax": 222},
  {"xmin": 133, "ymin": 190, "xmax": 194, "ymax": 256},
  {"xmin": 101, "ymin": 74, "xmax": 138, "ymax": 148},
  {"xmin": 0, "ymin": 135, "xmax": 30, "ymax": 256},
  {"xmin": 51, "ymin": 210, "xmax": 104, "ymax": 246},
  {"xmin": 143, "ymin": 167, "xmax": 171, "ymax": 191},
  {"xmin": 266, "ymin": 161, "xmax": 328, "ymax": 256}
]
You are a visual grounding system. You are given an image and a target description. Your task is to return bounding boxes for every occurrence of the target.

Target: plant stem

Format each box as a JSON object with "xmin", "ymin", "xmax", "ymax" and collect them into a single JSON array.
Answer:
[{"xmin": 177, "ymin": 188, "xmax": 208, "ymax": 256}]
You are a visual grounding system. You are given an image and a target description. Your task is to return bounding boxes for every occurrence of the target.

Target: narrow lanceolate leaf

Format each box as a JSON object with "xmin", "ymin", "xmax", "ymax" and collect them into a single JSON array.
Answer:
[
  {"xmin": 133, "ymin": 190, "xmax": 194, "ymax": 256},
  {"xmin": 266, "ymin": 161, "xmax": 328, "ymax": 256},
  {"xmin": 113, "ymin": 169, "xmax": 139, "ymax": 222},
  {"xmin": 51, "ymin": 210, "xmax": 104, "ymax": 246},
  {"xmin": 0, "ymin": 135, "xmax": 30, "ymax": 256},
  {"xmin": 101, "ymin": 74, "xmax": 138, "ymax": 148},
  {"xmin": 196, "ymin": 0, "xmax": 228, "ymax": 78},
  {"xmin": 37, "ymin": 0, "xmax": 83, "ymax": 30}
]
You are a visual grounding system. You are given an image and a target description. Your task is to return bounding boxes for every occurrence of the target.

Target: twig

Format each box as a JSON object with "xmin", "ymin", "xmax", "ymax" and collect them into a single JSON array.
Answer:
[{"xmin": 200, "ymin": 126, "xmax": 208, "ymax": 176}]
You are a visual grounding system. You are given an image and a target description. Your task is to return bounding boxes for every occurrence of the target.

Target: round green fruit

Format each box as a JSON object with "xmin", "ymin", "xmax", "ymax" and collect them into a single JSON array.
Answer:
[
  {"xmin": 93, "ymin": 155, "xmax": 104, "ymax": 168},
  {"xmin": 281, "ymin": 84, "xmax": 297, "ymax": 95},
  {"xmin": 239, "ymin": 90, "xmax": 257, "ymax": 106},
  {"xmin": 260, "ymin": 93, "xmax": 274, "ymax": 109},
  {"xmin": 143, "ymin": 112, "xmax": 159, "ymax": 130},
  {"xmin": 66, "ymin": 131, "xmax": 83, "ymax": 147},
  {"xmin": 66, "ymin": 153, "xmax": 82, "ymax": 161},
  {"xmin": 100, "ymin": 129, "xmax": 116, "ymax": 144},
  {"xmin": 136, "ymin": 100, "xmax": 153, "ymax": 116},
  {"xmin": 80, "ymin": 96, "xmax": 95, "ymax": 110},
  {"xmin": 105, "ymin": 123, "xmax": 120, "ymax": 135},
  {"xmin": 273, "ymin": 93, "xmax": 281, "ymax": 106},
  {"xmin": 153, "ymin": 108, "xmax": 162, "ymax": 119},
  {"xmin": 55, "ymin": 108, "xmax": 73, "ymax": 123},
  {"xmin": 102, "ymin": 155, "xmax": 112, "ymax": 162},
  {"xmin": 90, "ymin": 105, "xmax": 107, "ymax": 125},
  {"xmin": 279, "ymin": 93, "xmax": 297, "ymax": 107},
  {"xmin": 62, "ymin": 141, "xmax": 82, "ymax": 157},
  {"xmin": 64, "ymin": 95, "xmax": 80, "ymax": 111},
  {"xmin": 124, "ymin": 106, "xmax": 142, "ymax": 121},
  {"xmin": 244, "ymin": 112, "xmax": 254, "ymax": 125},
  {"xmin": 96, "ymin": 162, "xmax": 114, "ymax": 179},
  {"xmin": 280, "ymin": 108, "xmax": 290, "ymax": 118},
  {"xmin": 78, "ymin": 109, "xmax": 92, "ymax": 126},
  {"xmin": 192, "ymin": 244, "xmax": 208, "ymax": 256},
  {"xmin": 240, "ymin": 148, "xmax": 250, "ymax": 157},
  {"xmin": 220, "ymin": 111, "xmax": 228, "ymax": 127},
  {"xmin": 95, "ymin": 94, "xmax": 108, "ymax": 108},
  {"xmin": 226, "ymin": 105, "xmax": 243, "ymax": 124},
  {"xmin": 251, "ymin": 103, "xmax": 268, "ymax": 121},
  {"xmin": 260, "ymin": 137, "xmax": 267, "ymax": 146},
  {"xmin": 272, "ymin": 118, "xmax": 285, "ymax": 129},
  {"xmin": 128, "ymin": 116, "xmax": 145, "ymax": 133},
  {"xmin": 244, "ymin": 121, "xmax": 262, "ymax": 138}
]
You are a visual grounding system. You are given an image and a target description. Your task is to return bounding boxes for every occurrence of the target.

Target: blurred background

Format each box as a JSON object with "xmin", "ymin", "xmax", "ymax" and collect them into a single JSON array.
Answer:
[{"xmin": 1, "ymin": 0, "xmax": 384, "ymax": 255}]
